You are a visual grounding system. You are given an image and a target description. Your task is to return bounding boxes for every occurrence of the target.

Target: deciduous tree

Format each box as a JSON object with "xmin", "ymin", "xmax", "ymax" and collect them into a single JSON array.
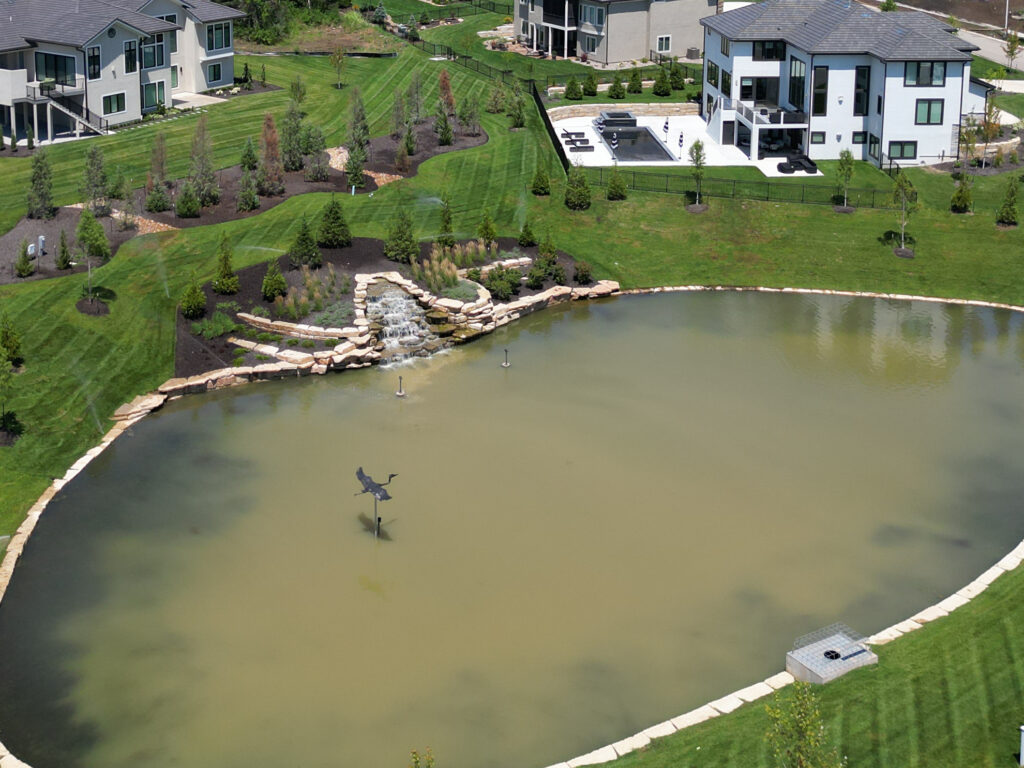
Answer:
[
  {"xmin": 892, "ymin": 169, "xmax": 919, "ymax": 251},
  {"xmin": 765, "ymin": 682, "xmax": 845, "ymax": 768},
  {"xmin": 836, "ymin": 148, "xmax": 854, "ymax": 208},
  {"xmin": 689, "ymin": 139, "xmax": 706, "ymax": 206},
  {"xmin": 259, "ymin": 112, "xmax": 286, "ymax": 196}
]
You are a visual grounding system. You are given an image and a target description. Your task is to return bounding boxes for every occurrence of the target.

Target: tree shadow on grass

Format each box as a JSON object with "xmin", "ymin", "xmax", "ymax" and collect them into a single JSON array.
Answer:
[
  {"xmin": 877, "ymin": 230, "xmax": 916, "ymax": 247},
  {"xmin": 0, "ymin": 410, "xmax": 25, "ymax": 445}
]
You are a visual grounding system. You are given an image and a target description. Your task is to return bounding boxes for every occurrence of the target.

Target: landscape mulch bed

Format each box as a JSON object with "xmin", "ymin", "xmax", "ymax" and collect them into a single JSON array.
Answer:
[
  {"xmin": 0, "ymin": 206, "xmax": 138, "ymax": 287},
  {"xmin": 210, "ymin": 82, "xmax": 281, "ymax": 100},
  {"xmin": 931, "ymin": 159, "xmax": 1024, "ymax": 177},
  {"xmin": 364, "ymin": 121, "xmax": 488, "ymax": 177},
  {"xmin": 175, "ymin": 235, "xmax": 578, "ymax": 378}
]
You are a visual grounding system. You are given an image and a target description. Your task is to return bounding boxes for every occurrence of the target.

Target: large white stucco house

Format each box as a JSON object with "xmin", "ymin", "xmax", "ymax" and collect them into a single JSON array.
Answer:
[
  {"xmin": 699, "ymin": 0, "xmax": 993, "ymax": 166},
  {"xmin": 0, "ymin": 0, "xmax": 244, "ymax": 142}
]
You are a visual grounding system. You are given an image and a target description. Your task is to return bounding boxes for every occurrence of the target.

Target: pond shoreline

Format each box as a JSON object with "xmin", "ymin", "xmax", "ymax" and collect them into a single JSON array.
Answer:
[{"xmin": 1, "ymin": 284, "xmax": 1024, "ymax": 768}]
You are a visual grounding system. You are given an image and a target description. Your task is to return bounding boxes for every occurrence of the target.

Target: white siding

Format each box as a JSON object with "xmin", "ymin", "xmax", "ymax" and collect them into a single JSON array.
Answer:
[{"xmin": 882, "ymin": 60, "xmax": 965, "ymax": 163}]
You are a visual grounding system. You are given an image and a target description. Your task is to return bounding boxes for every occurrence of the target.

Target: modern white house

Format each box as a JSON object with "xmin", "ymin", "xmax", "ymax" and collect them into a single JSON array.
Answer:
[
  {"xmin": 0, "ymin": 0, "xmax": 244, "ymax": 142},
  {"xmin": 699, "ymin": 0, "xmax": 993, "ymax": 166}
]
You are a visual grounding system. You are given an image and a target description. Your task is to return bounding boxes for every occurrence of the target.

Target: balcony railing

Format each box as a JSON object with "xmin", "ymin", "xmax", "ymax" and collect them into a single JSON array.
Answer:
[
  {"xmin": 25, "ymin": 75, "xmax": 86, "ymax": 101},
  {"xmin": 542, "ymin": 9, "xmax": 577, "ymax": 25},
  {"xmin": 736, "ymin": 100, "xmax": 807, "ymax": 126}
]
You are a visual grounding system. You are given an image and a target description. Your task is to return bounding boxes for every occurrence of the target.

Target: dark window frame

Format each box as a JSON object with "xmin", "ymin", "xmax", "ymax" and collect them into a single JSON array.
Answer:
[
  {"xmin": 852, "ymin": 131, "xmax": 867, "ymax": 144},
  {"xmin": 721, "ymin": 69, "xmax": 732, "ymax": 96},
  {"xmin": 810, "ymin": 131, "xmax": 825, "ymax": 144},
  {"xmin": 853, "ymin": 65, "xmax": 870, "ymax": 116},
  {"xmin": 915, "ymin": 98, "xmax": 944, "ymax": 125},
  {"xmin": 720, "ymin": 35, "xmax": 730, "ymax": 56},
  {"xmin": 868, "ymin": 134, "xmax": 880, "ymax": 159},
  {"xmin": 87, "ymin": 46, "xmax": 101, "ymax": 81},
  {"xmin": 811, "ymin": 65, "xmax": 828, "ymax": 116},
  {"xmin": 904, "ymin": 61, "xmax": 946, "ymax": 87},
  {"xmin": 707, "ymin": 60, "xmax": 719, "ymax": 89},
  {"xmin": 888, "ymin": 140, "xmax": 918, "ymax": 160},
  {"xmin": 102, "ymin": 92, "xmax": 126, "ymax": 115},
  {"xmin": 123, "ymin": 40, "xmax": 137, "ymax": 74},
  {"xmin": 788, "ymin": 56, "xmax": 806, "ymax": 111},
  {"xmin": 34, "ymin": 52, "xmax": 76, "ymax": 85},
  {"xmin": 753, "ymin": 40, "xmax": 786, "ymax": 61}
]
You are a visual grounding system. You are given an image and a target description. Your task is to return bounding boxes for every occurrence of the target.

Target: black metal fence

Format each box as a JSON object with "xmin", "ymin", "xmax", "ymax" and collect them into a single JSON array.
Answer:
[
  {"xmin": 585, "ymin": 167, "xmax": 896, "ymax": 209},
  {"xmin": 531, "ymin": 81, "xmax": 570, "ymax": 172}
]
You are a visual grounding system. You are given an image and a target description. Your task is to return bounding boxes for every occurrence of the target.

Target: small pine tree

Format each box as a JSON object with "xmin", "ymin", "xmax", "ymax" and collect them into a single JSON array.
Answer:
[
  {"xmin": 81, "ymin": 144, "xmax": 110, "ymax": 216},
  {"xmin": 532, "ymin": 166, "xmax": 551, "ymax": 196},
  {"xmin": 407, "ymin": 15, "xmax": 420, "ymax": 40},
  {"xmin": 564, "ymin": 77, "xmax": 583, "ymax": 100},
  {"xmin": 14, "ymin": 239, "xmax": 34, "ymax": 278},
  {"xmin": 289, "ymin": 75, "xmax": 307, "ymax": 106},
  {"xmin": 56, "ymin": 229, "xmax": 72, "ymax": 270},
  {"xmin": 259, "ymin": 112, "xmax": 286, "ymax": 196},
  {"xmin": 179, "ymin": 272, "xmax": 206, "ymax": 319},
  {"xmin": 240, "ymin": 136, "xmax": 259, "ymax": 171},
  {"xmin": 404, "ymin": 125, "xmax": 417, "ymax": 157},
  {"xmin": 175, "ymin": 180, "xmax": 201, "ymax": 218},
  {"xmin": 107, "ymin": 165, "xmax": 127, "ymax": 201},
  {"xmin": 997, "ymin": 176, "xmax": 1018, "ymax": 226},
  {"xmin": 345, "ymin": 144, "xmax": 365, "ymax": 188},
  {"xmin": 670, "ymin": 62, "xmax": 687, "ymax": 90},
  {"xmin": 608, "ymin": 74, "xmax": 626, "ymax": 99},
  {"xmin": 211, "ymin": 233, "xmax": 240, "ymax": 295},
  {"xmin": 434, "ymin": 103, "xmax": 454, "ymax": 146},
  {"xmin": 395, "ymin": 140, "xmax": 410, "ymax": 173},
  {"xmin": 145, "ymin": 174, "xmax": 171, "ymax": 212},
  {"xmin": 318, "ymin": 195, "xmax": 352, "ymax": 247},
  {"xmin": 583, "ymin": 72, "xmax": 598, "ymax": 97},
  {"xmin": 564, "ymin": 165, "xmax": 591, "ymax": 211},
  {"xmin": 237, "ymin": 168, "xmax": 260, "ymax": 212},
  {"xmin": 27, "ymin": 148, "xmax": 54, "ymax": 220},
  {"xmin": 25, "ymin": 125, "xmax": 34, "ymax": 151},
  {"xmin": 627, "ymin": 69, "xmax": 643, "ymax": 94},
  {"xmin": 518, "ymin": 219, "xmax": 537, "ymax": 247},
  {"xmin": 507, "ymin": 87, "xmax": 526, "ymax": 129},
  {"xmin": 348, "ymin": 87, "xmax": 370, "ymax": 153},
  {"xmin": 281, "ymin": 101, "xmax": 305, "ymax": 172},
  {"xmin": 189, "ymin": 114, "xmax": 220, "ymax": 206},
  {"xmin": 372, "ymin": 0, "xmax": 387, "ymax": 24},
  {"xmin": 288, "ymin": 215, "xmax": 322, "ymax": 269},
  {"xmin": 606, "ymin": 165, "xmax": 628, "ymax": 200},
  {"xmin": 437, "ymin": 192, "xmax": 455, "ymax": 249},
  {"xmin": 261, "ymin": 259, "xmax": 287, "ymax": 301},
  {"xmin": 950, "ymin": 174, "xmax": 973, "ymax": 213},
  {"xmin": 653, "ymin": 67, "xmax": 672, "ymax": 96},
  {"xmin": 477, "ymin": 211, "xmax": 497, "ymax": 246},
  {"xmin": 384, "ymin": 207, "xmax": 419, "ymax": 264},
  {"xmin": 76, "ymin": 208, "xmax": 110, "ymax": 263},
  {"xmin": 0, "ymin": 309, "xmax": 23, "ymax": 365}
]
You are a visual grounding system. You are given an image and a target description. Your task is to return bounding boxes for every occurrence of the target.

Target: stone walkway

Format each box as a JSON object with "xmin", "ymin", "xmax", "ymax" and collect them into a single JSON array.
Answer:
[{"xmin": 326, "ymin": 146, "xmax": 403, "ymax": 188}]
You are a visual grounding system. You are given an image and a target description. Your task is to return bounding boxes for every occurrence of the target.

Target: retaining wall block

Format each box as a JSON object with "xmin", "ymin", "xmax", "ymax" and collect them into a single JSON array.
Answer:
[
  {"xmin": 911, "ymin": 605, "xmax": 949, "ymax": 623},
  {"xmin": 641, "ymin": 720, "xmax": 677, "ymax": 739},
  {"xmin": 936, "ymin": 593, "xmax": 971, "ymax": 613},
  {"xmin": 566, "ymin": 745, "xmax": 618, "ymax": 767},
  {"xmin": 764, "ymin": 671, "xmax": 795, "ymax": 690},
  {"xmin": 708, "ymin": 694, "xmax": 744, "ymax": 714},
  {"xmin": 734, "ymin": 682, "xmax": 774, "ymax": 702},
  {"xmin": 611, "ymin": 733, "xmax": 650, "ymax": 757}
]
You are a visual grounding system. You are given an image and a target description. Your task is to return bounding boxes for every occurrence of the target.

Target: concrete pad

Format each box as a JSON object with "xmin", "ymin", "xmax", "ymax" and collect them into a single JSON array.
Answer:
[
  {"xmin": 611, "ymin": 733, "xmax": 650, "ymax": 757},
  {"xmin": 671, "ymin": 704, "xmax": 720, "ymax": 729},
  {"xmin": 735, "ymin": 682, "xmax": 774, "ymax": 702},
  {"xmin": 567, "ymin": 745, "xmax": 618, "ymax": 766},
  {"xmin": 912, "ymin": 604, "xmax": 949, "ymax": 623},
  {"xmin": 764, "ymin": 671, "xmax": 795, "ymax": 690},
  {"xmin": 641, "ymin": 720, "xmax": 677, "ymax": 739},
  {"xmin": 708, "ymin": 694, "xmax": 745, "ymax": 714}
]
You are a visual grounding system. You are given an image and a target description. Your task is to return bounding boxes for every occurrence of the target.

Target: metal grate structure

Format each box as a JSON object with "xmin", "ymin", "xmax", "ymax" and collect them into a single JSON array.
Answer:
[{"xmin": 786, "ymin": 623, "xmax": 878, "ymax": 684}]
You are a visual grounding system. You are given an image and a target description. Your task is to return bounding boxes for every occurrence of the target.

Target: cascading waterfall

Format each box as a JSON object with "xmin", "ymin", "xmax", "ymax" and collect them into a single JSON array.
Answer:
[{"xmin": 365, "ymin": 288, "xmax": 444, "ymax": 364}]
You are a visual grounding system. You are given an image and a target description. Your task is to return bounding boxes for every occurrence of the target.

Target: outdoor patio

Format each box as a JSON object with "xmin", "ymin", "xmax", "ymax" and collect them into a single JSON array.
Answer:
[{"xmin": 551, "ymin": 114, "xmax": 823, "ymax": 178}]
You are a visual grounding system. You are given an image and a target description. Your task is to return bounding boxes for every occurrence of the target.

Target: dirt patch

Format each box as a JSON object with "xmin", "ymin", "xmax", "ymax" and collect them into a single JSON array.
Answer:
[
  {"xmin": 75, "ymin": 298, "xmax": 110, "ymax": 316},
  {"xmin": 686, "ymin": 203, "xmax": 709, "ymax": 214},
  {"xmin": 932, "ymin": 158, "xmax": 1024, "ymax": 177},
  {"xmin": 364, "ymin": 121, "xmax": 488, "ymax": 176},
  {"xmin": 0, "ymin": 207, "xmax": 139, "ymax": 287},
  {"xmin": 894, "ymin": 247, "xmax": 916, "ymax": 259},
  {"xmin": 833, "ymin": 206, "xmax": 856, "ymax": 214}
]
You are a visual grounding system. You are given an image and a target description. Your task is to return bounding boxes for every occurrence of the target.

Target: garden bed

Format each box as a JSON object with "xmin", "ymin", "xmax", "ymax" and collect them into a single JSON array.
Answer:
[{"xmin": 364, "ymin": 120, "xmax": 488, "ymax": 176}]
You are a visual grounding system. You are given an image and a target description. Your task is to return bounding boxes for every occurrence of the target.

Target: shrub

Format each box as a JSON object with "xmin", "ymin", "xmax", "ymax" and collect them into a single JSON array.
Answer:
[
  {"xmin": 191, "ymin": 311, "xmax": 238, "ymax": 339},
  {"xmin": 608, "ymin": 74, "xmax": 626, "ymax": 99},
  {"xmin": 288, "ymin": 215, "xmax": 322, "ymax": 269},
  {"xmin": 179, "ymin": 273, "xmax": 206, "ymax": 319},
  {"xmin": 564, "ymin": 165, "xmax": 591, "ymax": 210},
  {"xmin": 145, "ymin": 176, "xmax": 171, "ymax": 212},
  {"xmin": 994, "ymin": 147, "xmax": 1005, "ymax": 168},
  {"xmin": 549, "ymin": 262, "xmax": 566, "ymax": 285},
  {"xmin": 538, "ymin": 230, "xmax": 557, "ymax": 259},
  {"xmin": 482, "ymin": 264, "xmax": 521, "ymax": 301},
  {"xmin": 627, "ymin": 69, "xmax": 643, "ymax": 94},
  {"xmin": 175, "ymin": 181, "xmax": 201, "ymax": 218},
  {"xmin": 606, "ymin": 166, "xmax": 627, "ymax": 200},
  {"xmin": 318, "ymin": 195, "xmax": 352, "ymax": 247},
  {"xmin": 261, "ymin": 259, "xmax": 288, "ymax": 301},
  {"xmin": 485, "ymin": 86, "xmax": 506, "ymax": 114},
  {"xmin": 237, "ymin": 168, "xmax": 260, "ymax": 212},
  {"xmin": 56, "ymin": 229, "xmax": 72, "ymax": 270},
  {"xmin": 26, "ymin": 125, "xmax": 34, "ymax": 151},
  {"xmin": 14, "ymin": 239, "xmax": 34, "ymax": 278},
  {"xmin": 670, "ymin": 62, "xmax": 687, "ymax": 90},
  {"xmin": 564, "ymin": 77, "xmax": 583, "ymax": 100},
  {"xmin": 997, "ymin": 176, "xmax": 1018, "ymax": 226},
  {"xmin": 477, "ymin": 211, "xmax": 497, "ymax": 246},
  {"xmin": 384, "ymin": 207, "xmax": 419, "ymax": 263},
  {"xmin": 212, "ymin": 233, "xmax": 240, "ymax": 294},
  {"xmin": 1, "ymin": 309, "xmax": 23, "ymax": 365},
  {"xmin": 466, "ymin": 267, "xmax": 482, "ymax": 283},
  {"xmin": 573, "ymin": 259, "xmax": 592, "ymax": 284},
  {"xmin": 107, "ymin": 165, "xmax": 127, "ymax": 201},
  {"xmin": 583, "ymin": 72, "xmax": 598, "ymax": 97},
  {"xmin": 950, "ymin": 174, "xmax": 972, "ymax": 213},
  {"xmin": 1010, "ymin": 151, "xmax": 1019, "ymax": 165},
  {"xmin": 518, "ymin": 219, "xmax": 537, "ymax": 247},
  {"xmin": 531, "ymin": 166, "xmax": 550, "ymax": 196},
  {"xmin": 653, "ymin": 67, "xmax": 671, "ymax": 96},
  {"xmin": 525, "ymin": 261, "xmax": 546, "ymax": 289}
]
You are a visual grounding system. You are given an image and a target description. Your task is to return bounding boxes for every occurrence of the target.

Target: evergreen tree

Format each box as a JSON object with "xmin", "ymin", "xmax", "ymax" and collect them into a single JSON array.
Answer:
[
  {"xmin": 608, "ymin": 74, "xmax": 626, "ymax": 99},
  {"xmin": 236, "ymin": 167, "xmax": 260, "ymax": 211},
  {"xmin": 406, "ymin": 71, "xmax": 424, "ymax": 123},
  {"xmin": 627, "ymin": 69, "xmax": 643, "ymax": 94},
  {"xmin": 25, "ymin": 125, "xmax": 34, "ymax": 151},
  {"xmin": 434, "ymin": 102, "xmax": 453, "ymax": 146},
  {"xmin": 259, "ymin": 112, "xmax": 286, "ymax": 195},
  {"xmin": 288, "ymin": 215, "xmax": 321, "ymax": 269},
  {"xmin": 437, "ymin": 192, "xmax": 455, "ymax": 249},
  {"xmin": 281, "ymin": 100, "xmax": 305, "ymax": 172},
  {"xmin": 75, "ymin": 208, "xmax": 111, "ymax": 263},
  {"xmin": 289, "ymin": 75, "xmax": 307, "ymax": 106},
  {"xmin": 950, "ymin": 174, "xmax": 973, "ymax": 213},
  {"xmin": 14, "ymin": 239, "xmax": 34, "ymax": 278},
  {"xmin": 518, "ymin": 218, "xmax": 537, "ymax": 247},
  {"xmin": 301, "ymin": 124, "xmax": 326, "ymax": 157},
  {"xmin": 606, "ymin": 165, "xmax": 628, "ymax": 200},
  {"xmin": 439, "ymin": 69, "xmax": 456, "ymax": 115},
  {"xmin": 384, "ymin": 207, "xmax": 418, "ymax": 263},
  {"xmin": 211, "ymin": 232, "xmax": 240, "ymax": 295},
  {"xmin": 477, "ymin": 211, "xmax": 497, "ymax": 246},
  {"xmin": 406, "ymin": 15, "xmax": 420, "ymax": 40},
  {"xmin": 348, "ymin": 87, "xmax": 370, "ymax": 153},
  {"xmin": 27, "ymin": 148, "xmax": 54, "ymax": 220},
  {"xmin": 81, "ymin": 144, "xmax": 110, "ymax": 216},
  {"xmin": 175, "ymin": 180, "xmax": 201, "ymax": 218},
  {"xmin": 531, "ymin": 166, "xmax": 551, "ymax": 196},
  {"xmin": 997, "ymin": 176, "xmax": 1018, "ymax": 226},
  {"xmin": 372, "ymin": 0, "xmax": 387, "ymax": 24},
  {"xmin": 395, "ymin": 140, "xmax": 410, "ymax": 173},
  {"xmin": 564, "ymin": 165, "xmax": 591, "ymax": 210},
  {"xmin": 0, "ymin": 357, "xmax": 14, "ymax": 431},
  {"xmin": 107, "ymin": 165, "xmax": 127, "ymax": 201},
  {"xmin": 145, "ymin": 172, "xmax": 171, "ymax": 212},
  {"xmin": 240, "ymin": 136, "xmax": 259, "ymax": 171},
  {"xmin": 305, "ymin": 149, "xmax": 329, "ymax": 182},
  {"xmin": 583, "ymin": 71, "xmax": 598, "ymax": 97},
  {"xmin": 0, "ymin": 309, "xmax": 23, "ymax": 365},
  {"xmin": 391, "ymin": 88, "xmax": 407, "ymax": 139},
  {"xmin": 670, "ymin": 62, "xmax": 687, "ymax": 90},
  {"xmin": 189, "ymin": 114, "xmax": 220, "ymax": 206},
  {"xmin": 653, "ymin": 67, "xmax": 671, "ymax": 96},
  {"xmin": 179, "ymin": 272, "xmax": 206, "ymax": 320},
  {"xmin": 507, "ymin": 86, "xmax": 526, "ymax": 129},
  {"xmin": 880, "ymin": 0, "xmax": 897, "ymax": 10},
  {"xmin": 564, "ymin": 77, "xmax": 583, "ymax": 100},
  {"xmin": 345, "ymin": 144, "xmax": 365, "ymax": 188},
  {"xmin": 56, "ymin": 229, "xmax": 72, "ymax": 270},
  {"xmin": 404, "ymin": 125, "xmax": 417, "ymax": 156},
  {"xmin": 318, "ymin": 195, "xmax": 352, "ymax": 248},
  {"xmin": 261, "ymin": 259, "xmax": 288, "ymax": 301}
]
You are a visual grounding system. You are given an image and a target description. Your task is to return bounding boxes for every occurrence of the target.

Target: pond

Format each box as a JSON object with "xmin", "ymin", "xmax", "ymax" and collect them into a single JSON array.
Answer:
[{"xmin": 1, "ymin": 291, "xmax": 1023, "ymax": 768}]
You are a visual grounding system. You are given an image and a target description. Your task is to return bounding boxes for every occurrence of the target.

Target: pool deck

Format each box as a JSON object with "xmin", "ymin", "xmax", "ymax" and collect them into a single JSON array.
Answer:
[{"xmin": 552, "ymin": 115, "xmax": 823, "ymax": 178}]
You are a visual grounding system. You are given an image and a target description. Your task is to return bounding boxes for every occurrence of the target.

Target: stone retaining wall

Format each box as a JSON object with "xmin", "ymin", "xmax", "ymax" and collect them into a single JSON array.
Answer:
[
  {"xmin": 2, "ymin": 282, "xmax": 1023, "ymax": 768},
  {"xmin": 546, "ymin": 103, "xmax": 700, "ymax": 121}
]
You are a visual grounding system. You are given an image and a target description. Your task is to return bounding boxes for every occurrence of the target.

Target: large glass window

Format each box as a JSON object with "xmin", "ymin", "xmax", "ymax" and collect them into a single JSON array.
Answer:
[
  {"xmin": 853, "ymin": 65, "xmax": 870, "ymax": 116},
  {"xmin": 87, "ymin": 46, "xmax": 101, "ymax": 80},
  {"xmin": 888, "ymin": 140, "xmax": 917, "ymax": 159},
  {"xmin": 904, "ymin": 61, "xmax": 946, "ymax": 86},
  {"xmin": 158, "ymin": 14, "xmax": 178, "ymax": 53},
  {"xmin": 124, "ymin": 41, "xmax": 137, "ymax": 74},
  {"xmin": 707, "ymin": 60, "xmax": 719, "ymax": 89},
  {"xmin": 788, "ymin": 57, "xmax": 806, "ymax": 111},
  {"xmin": 720, "ymin": 35, "xmax": 730, "ymax": 56},
  {"xmin": 102, "ymin": 92, "xmax": 126, "ymax": 114},
  {"xmin": 208, "ymin": 62, "xmax": 222, "ymax": 83},
  {"xmin": 915, "ymin": 98, "xmax": 943, "ymax": 124},
  {"xmin": 171, "ymin": 65, "xmax": 178, "ymax": 88},
  {"xmin": 34, "ymin": 52, "xmax": 76, "ymax": 85},
  {"xmin": 207, "ymin": 22, "xmax": 232, "ymax": 51},
  {"xmin": 868, "ymin": 134, "xmax": 880, "ymax": 159},
  {"xmin": 143, "ymin": 80, "xmax": 165, "ymax": 109},
  {"xmin": 580, "ymin": 5, "xmax": 604, "ymax": 25},
  {"xmin": 811, "ymin": 66, "xmax": 828, "ymax": 116},
  {"xmin": 753, "ymin": 41, "xmax": 785, "ymax": 61},
  {"xmin": 142, "ymin": 34, "xmax": 165, "ymax": 69},
  {"xmin": 721, "ymin": 70, "xmax": 732, "ymax": 96}
]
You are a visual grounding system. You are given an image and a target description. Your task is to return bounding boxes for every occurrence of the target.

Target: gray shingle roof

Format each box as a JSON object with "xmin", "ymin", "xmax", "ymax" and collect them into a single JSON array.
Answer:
[
  {"xmin": 701, "ymin": 0, "xmax": 977, "ymax": 61},
  {"xmin": 102, "ymin": 0, "xmax": 246, "ymax": 22}
]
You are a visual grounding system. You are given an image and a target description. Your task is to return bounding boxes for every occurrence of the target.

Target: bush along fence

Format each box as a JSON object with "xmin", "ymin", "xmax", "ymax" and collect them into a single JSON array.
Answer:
[{"xmin": 585, "ymin": 167, "xmax": 897, "ymax": 209}]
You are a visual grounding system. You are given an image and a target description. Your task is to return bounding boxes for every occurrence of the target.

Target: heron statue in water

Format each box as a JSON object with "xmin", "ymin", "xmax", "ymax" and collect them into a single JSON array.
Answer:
[{"xmin": 355, "ymin": 467, "xmax": 398, "ymax": 539}]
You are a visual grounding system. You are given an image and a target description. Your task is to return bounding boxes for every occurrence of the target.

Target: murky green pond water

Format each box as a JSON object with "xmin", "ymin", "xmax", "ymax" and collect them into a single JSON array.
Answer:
[{"xmin": 1, "ymin": 292, "xmax": 1023, "ymax": 768}]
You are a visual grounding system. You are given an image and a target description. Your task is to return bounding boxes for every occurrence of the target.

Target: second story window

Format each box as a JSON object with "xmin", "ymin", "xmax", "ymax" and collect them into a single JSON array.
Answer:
[
  {"xmin": 87, "ymin": 46, "xmax": 101, "ymax": 80},
  {"xmin": 158, "ymin": 14, "xmax": 178, "ymax": 53},
  {"xmin": 905, "ymin": 61, "xmax": 946, "ymax": 86},
  {"xmin": 915, "ymin": 98, "xmax": 944, "ymax": 124},
  {"xmin": 853, "ymin": 65, "xmax": 870, "ymax": 116},
  {"xmin": 707, "ymin": 59, "xmax": 719, "ymax": 88},
  {"xmin": 720, "ymin": 36, "xmax": 730, "ymax": 57},
  {"xmin": 142, "ymin": 34, "xmax": 165, "ymax": 69},
  {"xmin": 124, "ymin": 41, "xmax": 137, "ymax": 74},
  {"xmin": 580, "ymin": 5, "xmax": 604, "ymax": 26},
  {"xmin": 811, "ymin": 65, "xmax": 828, "ymax": 116},
  {"xmin": 788, "ymin": 57, "xmax": 806, "ymax": 111},
  {"xmin": 753, "ymin": 40, "xmax": 785, "ymax": 61},
  {"xmin": 207, "ymin": 22, "xmax": 232, "ymax": 51}
]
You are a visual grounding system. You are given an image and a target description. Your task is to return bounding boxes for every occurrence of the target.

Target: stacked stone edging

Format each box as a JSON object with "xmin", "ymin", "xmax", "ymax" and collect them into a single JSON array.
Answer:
[
  {"xmin": 546, "ymin": 103, "xmax": 699, "ymax": 121},
  {"xmin": 3, "ymin": 282, "xmax": 1022, "ymax": 768}
]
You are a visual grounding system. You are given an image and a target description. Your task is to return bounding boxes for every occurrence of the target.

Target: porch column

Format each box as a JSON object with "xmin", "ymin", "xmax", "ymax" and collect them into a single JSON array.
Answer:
[
  {"xmin": 563, "ymin": 0, "xmax": 569, "ymax": 58},
  {"xmin": 32, "ymin": 102, "xmax": 38, "ymax": 143}
]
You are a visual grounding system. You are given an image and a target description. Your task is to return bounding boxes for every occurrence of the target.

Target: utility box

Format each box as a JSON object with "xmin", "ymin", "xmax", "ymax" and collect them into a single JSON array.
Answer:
[{"xmin": 786, "ymin": 624, "xmax": 877, "ymax": 685}]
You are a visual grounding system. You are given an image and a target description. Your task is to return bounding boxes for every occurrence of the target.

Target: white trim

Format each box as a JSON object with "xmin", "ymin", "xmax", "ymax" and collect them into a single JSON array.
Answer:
[
  {"xmin": 142, "ymin": 78, "xmax": 166, "ymax": 110},
  {"xmin": 141, "ymin": 33, "xmax": 166, "ymax": 71},
  {"xmin": 205, "ymin": 21, "xmax": 232, "ymax": 52},
  {"xmin": 123, "ymin": 39, "xmax": 137, "ymax": 74},
  {"xmin": 101, "ymin": 90, "xmax": 127, "ymax": 115},
  {"xmin": 207, "ymin": 61, "xmax": 223, "ymax": 84},
  {"xmin": 656, "ymin": 34, "xmax": 671, "ymax": 54}
]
